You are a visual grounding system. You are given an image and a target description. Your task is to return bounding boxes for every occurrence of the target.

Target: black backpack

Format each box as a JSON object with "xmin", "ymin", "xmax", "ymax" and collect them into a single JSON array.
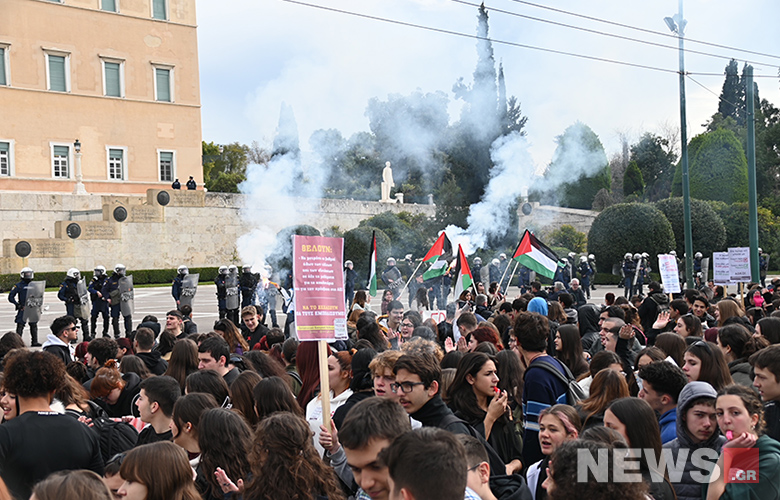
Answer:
[
  {"xmin": 87, "ymin": 404, "xmax": 139, "ymax": 462},
  {"xmin": 528, "ymin": 358, "xmax": 586, "ymax": 405}
]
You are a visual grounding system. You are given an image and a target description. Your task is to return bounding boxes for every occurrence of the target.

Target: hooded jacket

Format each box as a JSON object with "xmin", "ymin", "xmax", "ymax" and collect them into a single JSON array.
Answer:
[
  {"xmin": 136, "ymin": 350, "xmax": 168, "ymax": 376},
  {"xmin": 663, "ymin": 381, "xmax": 726, "ymax": 500},
  {"xmin": 728, "ymin": 359, "xmax": 754, "ymax": 388},
  {"xmin": 578, "ymin": 304, "xmax": 601, "ymax": 352},
  {"xmin": 42, "ymin": 334, "xmax": 73, "ymax": 365},
  {"xmin": 95, "ymin": 372, "xmax": 142, "ymax": 418},
  {"xmin": 638, "ymin": 289, "xmax": 669, "ymax": 338},
  {"xmin": 490, "ymin": 473, "xmax": 533, "ymax": 500}
]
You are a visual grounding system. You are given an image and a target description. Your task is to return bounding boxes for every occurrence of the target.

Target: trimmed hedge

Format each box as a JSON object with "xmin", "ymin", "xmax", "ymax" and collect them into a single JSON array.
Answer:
[
  {"xmin": 587, "ymin": 203, "xmax": 675, "ymax": 275},
  {"xmin": 0, "ymin": 267, "xmax": 221, "ymax": 293},
  {"xmin": 655, "ymin": 197, "xmax": 726, "ymax": 257}
]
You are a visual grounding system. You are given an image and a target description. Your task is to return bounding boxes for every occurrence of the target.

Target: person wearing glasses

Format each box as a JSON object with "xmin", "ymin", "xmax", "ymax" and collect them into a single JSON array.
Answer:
[{"xmin": 42, "ymin": 315, "xmax": 79, "ymax": 365}]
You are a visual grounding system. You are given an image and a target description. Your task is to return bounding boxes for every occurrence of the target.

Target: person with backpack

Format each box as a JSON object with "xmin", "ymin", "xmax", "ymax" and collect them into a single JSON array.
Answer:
[{"xmin": 514, "ymin": 311, "xmax": 572, "ymax": 466}]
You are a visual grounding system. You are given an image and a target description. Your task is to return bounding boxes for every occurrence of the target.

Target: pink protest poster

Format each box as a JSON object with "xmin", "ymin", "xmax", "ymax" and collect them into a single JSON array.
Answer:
[{"xmin": 292, "ymin": 235, "xmax": 348, "ymax": 342}]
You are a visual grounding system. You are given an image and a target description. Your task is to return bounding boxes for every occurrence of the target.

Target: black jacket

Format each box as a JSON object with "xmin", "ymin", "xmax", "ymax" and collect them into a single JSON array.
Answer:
[
  {"xmin": 137, "ymin": 351, "xmax": 168, "ymax": 376},
  {"xmin": 638, "ymin": 290, "xmax": 669, "ymax": 337},
  {"xmin": 491, "ymin": 474, "xmax": 533, "ymax": 500},
  {"xmin": 93, "ymin": 372, "xmax": 142, "ymax": 418}
]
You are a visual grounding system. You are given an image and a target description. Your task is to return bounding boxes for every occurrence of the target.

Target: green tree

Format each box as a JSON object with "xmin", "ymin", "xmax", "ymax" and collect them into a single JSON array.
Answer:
[
  {"xmin": 358, "ymin": 212, "xmax": 426, "ymax": 262},
  {"xmin": 434, "ymin": 172, "xmax": 469, "ymax": 229},
  {"xmin": 587, "ymin": 203, "xmax": 675, "ymax": 272},
  {"xmin": 623, "ymin": 161, "xmax": 644, "ymax": 197},
  {"xmin": 343, "ymin": 227, "xmax": 392, "ymax": 284},
  {"xmin": 630, "ymin": 133, "xmax": 676, "ymax": 201},
  {"xmin": 202, "ymin": 141, "xmax": 251, "ymax": 193},
  {"xmin": 717, "ymin": 59, "xmax": 742, "ymax": 121},
  {"xmin": 538, "ymin": 122, "xmax": 611, "ymax": 209},
  {"xmin": 655, "ymin": 197, "xmax": 726, "ymax": 257},
  {"xmin": 688, "ymin": 129, "xmax": 748, "ymax": 204},
  {"xmin": 548, "ymin": 225, "xmax": 587, "ymax": 253},
  {"xmin": 709, "ymin": 201, "xmax": 780, "ymax": 265}
]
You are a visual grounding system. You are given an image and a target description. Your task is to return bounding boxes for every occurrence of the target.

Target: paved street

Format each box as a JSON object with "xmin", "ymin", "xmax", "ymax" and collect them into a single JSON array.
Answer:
[{"xmin": 1, "ymin": 280, "xmax": 628, "ymax": 345}]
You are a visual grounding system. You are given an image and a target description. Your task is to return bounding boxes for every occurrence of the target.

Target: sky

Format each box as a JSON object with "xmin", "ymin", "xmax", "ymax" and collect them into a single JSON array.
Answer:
[{"xmin": 196, "ymin": 0, "xmax": 780, "ymax": 172}]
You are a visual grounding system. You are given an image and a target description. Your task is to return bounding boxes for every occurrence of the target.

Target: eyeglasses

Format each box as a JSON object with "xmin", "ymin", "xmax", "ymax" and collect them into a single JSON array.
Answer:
[
  {"xmin": 467, "ymin": 463, "xmax": 483, "ymax": 472},
  {"xmin": 390, "ymin": 381, "xmax": 425, "ymax": 394},
  {"xmin": 401, "ymin": 322, "xmax": 414, "ymax": 328}
]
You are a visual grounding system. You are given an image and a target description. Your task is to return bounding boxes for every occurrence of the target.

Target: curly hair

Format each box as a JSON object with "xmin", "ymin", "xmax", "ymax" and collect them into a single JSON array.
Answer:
[
  {"xmin": 243, "ymin": 412, "xmax": 346, "ymax": 500},
  {"xmin": 198, "ymin": 408, "xmax": 252, "ymax": 498},
  {"xmin": 718, "ymin": 384, "xmax": 766, "ymax": 435},
  {"xmin": 4, "ymin": 350, "xmax": 66, "ymax": 398}
]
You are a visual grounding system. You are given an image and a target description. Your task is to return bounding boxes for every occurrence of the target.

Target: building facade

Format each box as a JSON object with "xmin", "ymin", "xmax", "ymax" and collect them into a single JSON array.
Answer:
[{"xmin": 0, "ymin": 0, "xmax": 202, "ymax": 194}]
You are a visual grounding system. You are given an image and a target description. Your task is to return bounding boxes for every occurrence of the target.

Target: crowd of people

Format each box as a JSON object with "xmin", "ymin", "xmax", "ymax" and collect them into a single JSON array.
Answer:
[{"xmin": 4, "ymin": 260, "xmax": 780, "ymax": 500}]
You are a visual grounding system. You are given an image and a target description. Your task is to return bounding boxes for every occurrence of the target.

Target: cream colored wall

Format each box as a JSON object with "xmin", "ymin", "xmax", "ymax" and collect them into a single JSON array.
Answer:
[{"xmin": 0, "ymin": 0, "xmax": 201, "ymax": 193}]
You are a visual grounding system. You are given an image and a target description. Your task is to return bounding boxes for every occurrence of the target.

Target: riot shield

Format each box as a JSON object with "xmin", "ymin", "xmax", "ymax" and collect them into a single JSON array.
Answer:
[
  {"xmin": 480, "ymin": 266, "xmax": 490, "ymax": 286},
  {"xmin": 179, "ymin": 273, "xmax": 199, "ymax": 308},
  {"xmin": 23, "ymin": 281, "xmax": 45, "ymax": 323},
  {"xmin": 75, "ymin": 279, "xmax": 90, "ymax": 320},
  {"xmin": 225, "ymin": 272, "xmax": 240, "ymax": 310},
  {"xmin": 119, "ymin": 275, "xmax": 135, "ymax": 317},
  {"xmin": 701, "ymin": 257, "xmax": 710, "ymax": 283}
]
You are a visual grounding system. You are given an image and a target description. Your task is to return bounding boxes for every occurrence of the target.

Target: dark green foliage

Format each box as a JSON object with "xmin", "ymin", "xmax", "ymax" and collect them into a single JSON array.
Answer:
[
  {"xmin": 434, "ymin": 172, "xmax": 469, "ymax": 229},
  {"xmin": 548, "ymin": 225, "xmax": 587, "ymax": 253},
  {"xmin": 587, "ymin": 203, "xmax": 675, "ymax": 272},
  {"xmin": 654, "ymin": 197, "xmax": 726, "ymax": 257},
  {"xmin": 536, "ymin": 122, "xmax": 611, "ymax": 209},
  {"xmin": 718, "ymin": 59, "xmax": 742, "ymax": 121},
  {"xmin": 623, "ymin": 161, "xmax": 644, "ymax": 197},
  {"xmin": 708, "ymin": 201, "xmax": 780, "ymax": 266},
  {"xmin": 358, "ymin": 212, "xmax": 426, "ymax": 261},
  {"xmin": 202, "ymin": 141, "xmax": 254, "ymax": 193},
  {"xmin": 630, "ymin": 133, "xmax": 676, "ymax": 201},
  {"xmin": 343, "ymin": 227, "xmax": 392, "ymax": 285}
]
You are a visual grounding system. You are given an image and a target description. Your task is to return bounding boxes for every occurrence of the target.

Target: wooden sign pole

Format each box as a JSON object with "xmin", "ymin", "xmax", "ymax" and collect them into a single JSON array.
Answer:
[{"xmin": 318, "ymin": 340, "xmax": 331, "ymax": 429}]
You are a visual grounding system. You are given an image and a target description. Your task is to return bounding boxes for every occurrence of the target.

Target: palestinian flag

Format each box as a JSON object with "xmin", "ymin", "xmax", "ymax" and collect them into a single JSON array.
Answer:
[
  {"xmin": 452, "ymin": 245, "xmax": 474, "ymax": 299},
  {"xmin": 367, "ymin": 231, "xmax": 378, "ymax": 297},
  {"xmin": 422, "ymin": 232, "xmax": 453, "ymax": 280},
  {"xmin": 512, "ymin": 229, "xmax": 561, "ymax": 280}
]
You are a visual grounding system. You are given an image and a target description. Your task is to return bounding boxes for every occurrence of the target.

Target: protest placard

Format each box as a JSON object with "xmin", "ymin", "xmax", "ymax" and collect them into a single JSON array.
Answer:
[{"xmin": 658, "ymin": 254, "xmax": 681, "ymax": 294}]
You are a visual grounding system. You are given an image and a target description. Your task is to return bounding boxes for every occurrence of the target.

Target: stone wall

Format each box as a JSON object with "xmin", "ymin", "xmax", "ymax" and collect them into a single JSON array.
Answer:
[
  {"xmin": 517, "ymin": 202, "xmax": 597, "ymax": 237},
  {"xmin": 0, "ymin": 191, "xmax": 435, "ymax": 273}
]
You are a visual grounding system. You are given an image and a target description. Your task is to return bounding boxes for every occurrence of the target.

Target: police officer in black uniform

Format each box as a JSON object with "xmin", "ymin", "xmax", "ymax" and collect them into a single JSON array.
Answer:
[
  {"xmin": 58, "ymin": 268, "xmax": 91, "ymax": 341},
  {"xmin": 172, "ymin": 265, "xmax": 188, "ymax": 308},
  {"xmin": 240, "ymin": 264, "xmax": 259, "ymax": 308},
  {"xmin": 8, "ymin": 267, "xmax": 39, "ymax": 346},
  {"xmin": 102, "ymin": 263, "xmax": 131, "ymax": 338},
  {"xmin": 216, "ymin": 265, "xmax": 228, "ymax": 320},
  {"xmin": 89, "ymin": 265, "xmax": 109, "ymax": 338}
]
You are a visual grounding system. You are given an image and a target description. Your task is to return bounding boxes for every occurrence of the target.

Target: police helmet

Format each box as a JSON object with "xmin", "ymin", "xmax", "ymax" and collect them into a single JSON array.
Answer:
[
  {"xmin": 177, "ymin": 265, "xmax": 189, "ymax": 275},
  {"xmin": 114, "ymin": 264, "xmax": 126, "ymax": 276},
  {"xmin": 759, "ymin": 248, "xmax": 763, "ymax": 254},
  {"xmin": 94, "ymin": 265, "xmax": 106, "ymax": 277},
  {"xmin": 670, "ymin": 250, "xmax": 677, "ymax": 256},
  {"xmin": 695, "ymin": 252, "xmax": 702, "ymax": 259},
  {"xmin": 387, "ymin": 257, "xmax": 396, "ymax": 266},
  {"xmin": 218, "ymin": 266, "xmax": 228, "ymax": 275},
  {"xmin": 588, "ymin": 254, "xmax": 595, "ymax": 261},
  {"xmin": 405, "ymin": 254, "xmax": 413, "ymax": 261},
  {"xmin": 499, "ymin": 253, "xmax": 507, "ymax": 260},
  {"xmin": 642, "ymin": 252, "xmax": 649, "ymax": 258},
  {"xmin": 562, "ymin": 258, "xmax": 569, "ymax": 264},
  {"xmin": 228, "ymin": 265, "xmax": 238, "ymax": 274},
  {"xmin": 633, "ymin": 253, "xmax": 642, "ymax": 260},
  {"xmin": 473, "ymin": 257, "xmax": 482, "ymax": 265},
  {"xmin": 492, "ymin": 259, "xmax": 500, "ymax": 266},
  {"xmin": 345, "ymin": 260, "xmax": 353, "ymax": 268},
  {"xmin": 624, "ymin": 253, "xmax": 632, "ymax": 260},
  {"xmin": 568, "ymin": 252, "xmax": 576, "ymax": 259},
  {"xmin": 67, "ymin": 268, "xmax": 80, "ymax": 280},
  {"xmin": 580, "ymin": 256, "xmax": 588, "ymax": 263},
  {"xmin": 242, "ymin": 264, "xmax": 252, "ymax": 272},
  {"xmin": 20, "ymin": 267, "xmax": 33, "ymax": 280}
]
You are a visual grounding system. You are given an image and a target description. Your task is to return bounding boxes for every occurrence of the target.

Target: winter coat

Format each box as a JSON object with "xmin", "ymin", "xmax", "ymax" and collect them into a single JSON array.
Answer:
[
  {"xmin": 728, "ymin": 359, "xmax": 754, "ymax": 388},
  {"xmin": 709, "ymin": 434, "xmax": 780, "ymax": 500},
  {"xmin": 136, "ymin": 350, "xmax": 168, "ymax": 376},
  {"xmin": 663, "ymin": 381, "xmax": 726, "ymax": 500},
  {"xmin": 638, "ymin": 290, "xmax": 669, "ymax": 335}
]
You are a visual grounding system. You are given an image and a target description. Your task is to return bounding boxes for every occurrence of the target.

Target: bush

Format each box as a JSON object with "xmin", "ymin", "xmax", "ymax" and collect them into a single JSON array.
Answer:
[
  {"xmin": 709, "ymin": 201, "xmax": 780, "ymax": 267},
  {"xmin": 623, "ymin": 161, "xmax": 644, "ymax": 197},
  {"xmin": 358, "ymin": 211, "xmax": 426, "ymax": 260},
  {"xmin": 548, "ymin": 225, "xmax": 587, "ymax": 253},
  {"xmin": 655, "ymin": 197, "xmax": 726, "ymax": 257},
  {"xmin": 587, "ymin": 203, "xmax": 675, "ymax": 273},
  {"xmin": 343, "ymin": 226, "xmax": 392, "ymax": 288}
]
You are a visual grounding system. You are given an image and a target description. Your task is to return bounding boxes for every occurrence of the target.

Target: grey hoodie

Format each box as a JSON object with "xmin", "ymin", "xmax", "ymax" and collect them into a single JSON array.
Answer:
[{"xmin": 663, "ymin": 381, "xmax": 726, "ymax": 500}]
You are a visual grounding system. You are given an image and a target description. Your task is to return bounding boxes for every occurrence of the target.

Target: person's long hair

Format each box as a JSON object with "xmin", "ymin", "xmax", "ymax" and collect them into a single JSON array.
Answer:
[
  {"xmin": 119, "ymin": 355, "xmax": 151, "ymax": 380},
  {"xmin": 547, "ymin": 301, "xmax": 567, "ymax": 324},
  {"xmin": 230, "ymin": 370, "xmax": 263, "ymax": 428},
  {"xmin": 686, "ymin": 341, "xmax": 733, "ymax": 391},
  {"xmin": 718, "ymin": 324, "xmax": 768, "ymax": 362},
  {"xmin": 90, "ymin": 360, "xmax": 126, "ymax": 399},
  {"xmin": 607, "ymin": 397, "xmax": 665, "ymax": 477},
  {"xmin": 555, "ymin": 325, "xmax": 589, "ymax": 379},
  {"xmin": 164, "ymin": 339, "xmax": 199, "ymax": 393},
  {"xmin": 496, "ymin": 349, "xmax": 524, "ymax": 405},
  {"xmin": 579, "ymin": 369, "xmax": 629, "ymax": 427},
  {"xmin": 448, "ymin": 352, "xmax": 501, "ymax": 425},
  {"xmin": 655, "ymin": 333, "xmax": 687, "ymax": 367},
  {"xmin": 352, "ymin": 290, "xmax": 367, "ymax": 309},
  {"xmin": 253, "ymin": 376, "xmax": 303, "ymax": 421},
  {"xmin": 297, "ymin": 341, "xmax": 330, "ymax": 407},
  {"xmin": 214, "ymin": 319, "xmax": 249, "ymax": 354},
  {"xmin": 717, "ymin": 299, "xmax": 745, "ymax": 327},
  {"xmin": 198, "ymin": 408, "xmax": 252, "ymax": 498},
  {"xmin": 243, "ymin": 412, "xmax": 346, "ymax": 500},
  {"xmin": 120, "ymin": 442, "xmax": 201, "ymax": 500},
  {"xmin": 757, "ymin": 317, "xmax": 780, "ymax": 344},
  {"xmin": 243, "ymin": 350, "xmax": 288, "ymax": 379}
]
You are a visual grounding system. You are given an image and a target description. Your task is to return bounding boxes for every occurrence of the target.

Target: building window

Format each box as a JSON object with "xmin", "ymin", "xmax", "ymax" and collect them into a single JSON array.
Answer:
[
  {"xmin": 154, "ymin": 66, "xmax": 173, "ymax": 102},
  {"xmin": 52, "ymin": 145, "xmax": 70, "ymax": 178},
  {"xmin": 102, "ymin": 59, "xmax": 124, "ymax": 97},
  {"xmin": 0, "ymin": 141, "xmax": 11, "ymax": 176},
  {"xmin": 159, "ymin": 151, "xmax": 174, "ymax": 182},
  {"xmin": 152, "ymin": 0, "xmax": 167, "ymax": 20},
  {"xmin": 102, "ymin": 0, "xmax": 118, "ymax": 12},
  {"xmin": 45, "ymin": 51, "xmax": 70, "ymax": 92},
  {"xmin": 0, "ymin": 46, "xmax": 7, "ymax": 86},
  {"xmin": 108, "ymin": 147, "xmax": 125, "ymax": 180}
]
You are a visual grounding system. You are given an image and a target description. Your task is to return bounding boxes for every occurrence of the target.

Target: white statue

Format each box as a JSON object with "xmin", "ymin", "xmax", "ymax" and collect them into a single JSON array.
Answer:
[{"xmin": 381, "ymin": 161, "xmax": 395, "ymax": 202}]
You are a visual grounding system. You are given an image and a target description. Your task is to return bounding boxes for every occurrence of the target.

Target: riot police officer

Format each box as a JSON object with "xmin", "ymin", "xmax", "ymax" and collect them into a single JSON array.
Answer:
[
  {"xmin": 588, "ymin": 254, "xmax": 597, "ymax": 291},
  {"xmin": 240, "ymin": 264, "xmax": 259, "ymax": 308},
  {"xmin": 471, "ymin": 257, "xmax": 483, "ymax": 287},
  {"xmin": 89, "ymin": 265, "xmax": 109, "ymax": 337},
  {"xmin": 622, "ymin": 253, "xmax": 636, "ymax": 298},
  {"xmin": 8, "ymin": 267, "xmax": 39, "ymax": 346},
  {"xmin": 102, "ymin": 264, "xmax": 132, "ymax": 338},
  {"xmin": 216, "ymin": 265, "xmax": 228, "ymax": 320},
  {"xmin": 58, "ymin": 268, "xmax": 91, "ymax": 341},
  {"xmin": 382, "ymin": 257, "xmax": 403, "ymax": 299},
  {"xmin": 172, "ymin": 265, "xmax": 188, "ymax": 307},
  {"xmin": 578, "ymin": 256, "xmax": 593, "ymax": 299},
  {"xmin": 225, "ymin": 265, "xmax": 240, "ymax": 325}
]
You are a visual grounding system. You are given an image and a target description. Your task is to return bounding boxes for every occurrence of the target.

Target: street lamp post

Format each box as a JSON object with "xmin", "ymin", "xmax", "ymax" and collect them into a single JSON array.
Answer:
[
  {"xmin": 665, "ymin": 1, "xmax": 694, "ymax": 290},
  {"xmin": 73, "ymin": 139, "xmax": 87, "ymax": 195}
]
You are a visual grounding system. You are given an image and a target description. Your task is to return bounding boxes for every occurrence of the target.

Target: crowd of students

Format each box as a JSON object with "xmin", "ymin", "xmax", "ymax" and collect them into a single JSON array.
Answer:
[{"xmin": 2, "ymin": 277, "xmax": 780, "ymax": 500}]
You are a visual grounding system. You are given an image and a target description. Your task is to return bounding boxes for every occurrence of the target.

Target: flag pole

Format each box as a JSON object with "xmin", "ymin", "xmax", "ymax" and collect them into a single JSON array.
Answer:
[
  {"xmin": 399, "ymin": 260, "xmax": 423, "ymax": 298},
  {"xmin": 498, "ymin": 261, "xmax": 511, "ymax": 293},
  {"xmin": 506, "ymin": 260, "xmax": 520, "ymax": 294}
]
